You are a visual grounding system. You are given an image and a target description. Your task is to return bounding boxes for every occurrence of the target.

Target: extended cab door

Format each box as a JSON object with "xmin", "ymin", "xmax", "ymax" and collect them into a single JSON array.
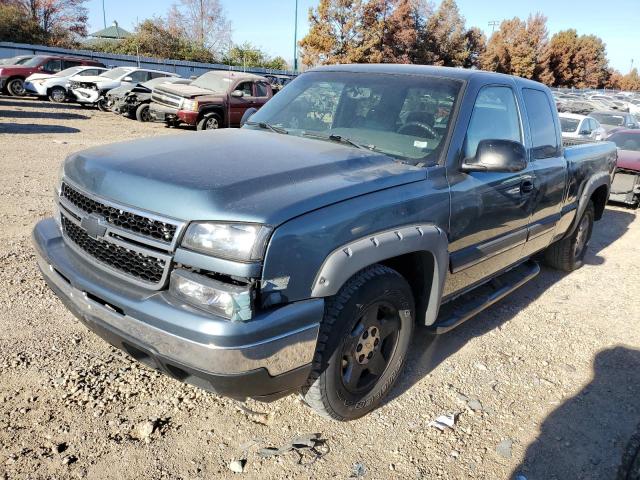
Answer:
[
  {"xmin": 444, "ymin": 84, "xmax": 534, "ymax": 298},
  {"xmin": 519, "ymin": 87, "xmax": 566, "ymax": 256}
]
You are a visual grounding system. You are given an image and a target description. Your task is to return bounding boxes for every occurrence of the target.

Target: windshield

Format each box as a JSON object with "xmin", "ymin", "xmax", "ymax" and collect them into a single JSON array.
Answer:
[
  {"xmin": 609, "ymin": 132, "xmax": 640, "ymax": 152},
  {"xmin": 248, "ymin": 71, "xmax": 462, "ymax": 163},
  {"xmin": 54, "ymin": 66, "xmax": 83, "ymax": 77},
  {"xmin": 560, "ymin": 117, "xmax": 580, "ymax": 133},
  {"xmin": 21, "ymin": 55, "xmax": 48, "ymax": 67},
  {"xmin": 191, "ymin": 72, "xmax": 234, "ymax": 92},
  {"xmin": 590, "ymin": 113, "xmax": 625, "ymax": 126},
  {"xmin": 99, "ymin": 67, "xmax": 132, "ymax": 80}
]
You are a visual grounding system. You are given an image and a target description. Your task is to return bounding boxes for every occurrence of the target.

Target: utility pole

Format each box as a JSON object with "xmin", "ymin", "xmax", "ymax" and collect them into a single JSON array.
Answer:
[
  {"xmin": 293, "ymin": 0, "xmax": 299, "ymax": 72},
  {"xmin": 200, "ymin": 0, "xmax": 205, "ymax": 47},
  {"xmin": 488, "ymin": 20, "xmax": 499, "ymax": 34},
  {"xmin": 102, "ymin": 0, "xmax": 107, "ymax": 29}
]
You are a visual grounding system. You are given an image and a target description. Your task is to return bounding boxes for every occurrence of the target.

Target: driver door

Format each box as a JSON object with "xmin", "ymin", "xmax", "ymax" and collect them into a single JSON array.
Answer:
[
  {"xmin": 228, "ymin": 81, "xmax": 255, "ymax": 126},
  {"xmin": 444, "ymin": 85, "xmax": 534, "ymax": 298}
]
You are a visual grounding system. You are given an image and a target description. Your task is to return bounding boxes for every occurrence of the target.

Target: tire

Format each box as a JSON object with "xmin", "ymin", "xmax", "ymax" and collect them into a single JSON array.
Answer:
[
  {"xmin": 7, "ymin": 78, "xmax": 25, "ymax": 96},
  {"xmin": 48, "ymin": 86, "xmax": 67, "ymax": 103},
  {"xmin": 618, "ymin": 424, "xmax": 640, "ymax": 480},
  {"xmin": 96, "ymin": 98, "xmax": 109, "ymax": 112},
  {"xmin": 544, "ymin": 201, "xmax": 595, "ymax": 272},
  {"xmin": 302, "ymin": 264, "xmax": 414, "ymax": 421},
  {"xmin": 135, "ymin": 103, "xmax": 151, "ymax": 122},
  {"xmin": 197, "ymin": 114, "xmax": 221, "ymax": 131}
]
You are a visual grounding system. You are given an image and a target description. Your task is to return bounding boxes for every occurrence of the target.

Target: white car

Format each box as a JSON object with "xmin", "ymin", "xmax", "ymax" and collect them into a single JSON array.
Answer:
[
  {"xmin": 24, "ymin": 65, "xmax": 108, "ymax": 102},
  {"xmin": 70, "ymin": 67, "xmax": 179, "ymax": 110},
  {"xmin": 559, "ymin": 113, "xmax": 607, "ymax": 142}
]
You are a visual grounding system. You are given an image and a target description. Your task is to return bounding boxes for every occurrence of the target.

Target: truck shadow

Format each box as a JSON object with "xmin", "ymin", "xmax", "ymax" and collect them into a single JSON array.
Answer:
[
  {"xmin": 0, "ymin": 97, "xmax": 89, "ymax": 111},
  {"xmin": 389, "ymin": 207, "xmax": 636, "ymax": 402},
  {"xmin": 512, "ymin": 346, "xmax": 640, "ymax": 479},
  {"xmin": 0, "ymin": 109, "xmax": 89, "ymax": 121},
  {"xmin": 0, "ymin": 123, "xmax": 81, "ymax": 134}
]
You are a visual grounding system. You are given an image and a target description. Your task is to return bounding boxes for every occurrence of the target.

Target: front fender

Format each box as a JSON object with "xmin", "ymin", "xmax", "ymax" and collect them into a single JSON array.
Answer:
[{"xmin": 310, "ymin": 224, "xmax": 449, "ymax": 325}]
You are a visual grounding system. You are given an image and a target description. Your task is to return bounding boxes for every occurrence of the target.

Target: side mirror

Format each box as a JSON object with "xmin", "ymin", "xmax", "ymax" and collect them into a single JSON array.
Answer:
[
  {"xmin": 230, "ymin": 90, "xmax": 244, "ymax": 98},
  {"xmin": 240, "ymin": 107, "xmax": 258, "ymax": 127},
  {"xmin": 461, "ymin": 139, "xmax": 527, "ymax": 173},
  {"xmin": 579, "ymin": 129, "xmax": 590, "ymax": 135},
  {"xmin": 123, "ymin": 76, "xmax": 133, "ymax": 82}
]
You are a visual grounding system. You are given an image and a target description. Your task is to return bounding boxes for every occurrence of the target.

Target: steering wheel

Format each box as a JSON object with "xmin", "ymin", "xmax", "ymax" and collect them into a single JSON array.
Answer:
[{"xmin": 397, "ymin": 121, "xmax": 438, "ymax": 139}]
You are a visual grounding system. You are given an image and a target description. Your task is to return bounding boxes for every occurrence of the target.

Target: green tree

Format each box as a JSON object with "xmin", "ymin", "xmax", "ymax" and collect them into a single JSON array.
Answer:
[
  {"xmin": 0, "ymin": 3, "xmax": 45, "ymax": 44},
  {"xmin": 222, "ymin": 42, "xmax": 288, "ymax": 70},
  {"xmin": 420, "ymin": 0, "xmax": 472, "ymax": 67}
]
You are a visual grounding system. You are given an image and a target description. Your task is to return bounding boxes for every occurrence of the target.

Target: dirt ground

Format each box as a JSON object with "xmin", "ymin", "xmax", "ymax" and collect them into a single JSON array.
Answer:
[{"xmin": 0, "ymin": 96, "xmax": 639, "ymax": 480}]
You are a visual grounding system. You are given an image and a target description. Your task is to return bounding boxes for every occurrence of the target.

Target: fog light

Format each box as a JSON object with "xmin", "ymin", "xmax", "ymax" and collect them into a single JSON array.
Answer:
[{"xmin": 170, "ymin": 269, "xmax": 252, "ymax": 321}]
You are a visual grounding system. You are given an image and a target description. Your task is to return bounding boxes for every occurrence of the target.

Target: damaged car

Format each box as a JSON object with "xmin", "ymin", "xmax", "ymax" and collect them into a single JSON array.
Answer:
[
  {"xmin": 108, "ymin": 76, "xmax": 189, "ymax": 121},
  {"xmin": 24, "ymin": 65, "xmax": 108, "ymax": 103},
  {"xmin": 608, "ymin": 130, "xmax": 640, "ymax": 208},
  {"xmin": 149, "ymin": 70, "xmax": 273, "ymax": 130},
  {"xmin": 70, "ymin": 67, "xmax": 178, "ymax": 111}
]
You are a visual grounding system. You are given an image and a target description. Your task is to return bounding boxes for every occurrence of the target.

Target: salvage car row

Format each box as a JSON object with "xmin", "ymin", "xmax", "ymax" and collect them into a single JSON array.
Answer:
[{"xmin": 0, "ymin": 54, "xmax": 292, "ymax": 130}]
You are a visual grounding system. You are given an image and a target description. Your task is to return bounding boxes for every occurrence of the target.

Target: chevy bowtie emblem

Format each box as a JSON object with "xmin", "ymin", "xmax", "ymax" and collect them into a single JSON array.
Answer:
[{"xmin": 80, "ymin": 214, "xmax": 107, "ymax": 239}]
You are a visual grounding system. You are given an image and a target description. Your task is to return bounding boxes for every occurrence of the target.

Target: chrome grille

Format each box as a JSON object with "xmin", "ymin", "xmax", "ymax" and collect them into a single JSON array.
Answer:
[
  {"xmin": 61, "ymin": 182, "xmax": 177, "ymax": 243},
  {"xmin": 61, "ymin": 214, "xmax": 167, "ymax": 284},
  {"xmin": 151, "ymin": 89, "xmax": 182, "ymax": 109}
]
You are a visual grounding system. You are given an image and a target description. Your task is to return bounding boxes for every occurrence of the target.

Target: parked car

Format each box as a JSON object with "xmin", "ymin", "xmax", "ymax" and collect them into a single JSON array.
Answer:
[
  {"xmin": 0, "ymin": 55, "xmax": 35, "ymax": 66},
  {"xmin": 0, "ymin": 55, "xmax": 104, "ymax": 96},
  {"xmin": 559, "ymin": 113, "xmax": 606, "ymax": 142},
  {"xmin": 70, "ymin": 67, "xmax": 179, "ymax": 110},
  {"xmin": 33, "ymin": 65, "xmax": 616, "ymax": 421},
  {"xmin": 590, "ymin": 111, "xmax": 640, "ymax": 133},
  {"xmin": 608, "ymin": 130, "xmax": 640, "ymax": 208},
  {"xmin": 24, "ymin": 65, "xmax": 108, "ymax": 102},
  {"xmin": 108, "ymin": 77, "xmax": 189, "ymax": 121},
  {"xmin": 149, "ymin": 71, "xmax": 273, "ymax": 130},
  {"xmin": 264, "ymin": 74, "xmax": 293, "ymax": 93}
]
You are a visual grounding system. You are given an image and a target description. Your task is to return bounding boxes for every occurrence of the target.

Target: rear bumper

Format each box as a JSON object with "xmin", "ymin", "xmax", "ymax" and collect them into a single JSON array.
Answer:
[{"xmin": 33, "ymin": 218, "xmax": 322, "ymax": 400}]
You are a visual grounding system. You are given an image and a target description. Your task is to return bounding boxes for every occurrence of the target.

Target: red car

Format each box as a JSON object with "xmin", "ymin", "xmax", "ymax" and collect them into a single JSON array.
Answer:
[
  {"xmin": 0, "ymin": 55, "xmax": 105, "ymax": 97},
  {"xmin": 608, "ymin": 129, "xmax": 640, "ymax": 208}
]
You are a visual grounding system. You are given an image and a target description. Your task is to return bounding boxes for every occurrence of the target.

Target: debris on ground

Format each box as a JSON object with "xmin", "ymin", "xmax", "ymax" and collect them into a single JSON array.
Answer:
[
  {"xmin": 235, "ymin": 402, "xmax": 273, "ymax": 426},
  {"xmin": 229, "ymin": 459, "xmax": 246, "ymax": 473},
  {"xmin": 428, "ymin": 414, "xmax": 456, "ymax": 431},
  {"xmin": 257, "ymin": 433, "xmax": 328, "ymax": 464},
  {"xmin": 497, "ymin": 438, "xmax": 513, "ymax": 459},
  {"xmin": 350, "ymin": 462, "xmax": 367, "ymax": 478}
]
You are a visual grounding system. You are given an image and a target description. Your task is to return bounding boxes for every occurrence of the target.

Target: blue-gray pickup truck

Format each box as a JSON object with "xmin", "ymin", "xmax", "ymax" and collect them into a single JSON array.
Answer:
[{"xmin": 33, "ymin": 65, "xmax": 617, "ymax": 421}]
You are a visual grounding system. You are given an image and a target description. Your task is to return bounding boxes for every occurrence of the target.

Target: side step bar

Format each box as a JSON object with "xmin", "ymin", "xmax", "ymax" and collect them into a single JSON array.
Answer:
[{"xmin": 427, "ymin": 261, "xmax": 541, "ymax": 334}]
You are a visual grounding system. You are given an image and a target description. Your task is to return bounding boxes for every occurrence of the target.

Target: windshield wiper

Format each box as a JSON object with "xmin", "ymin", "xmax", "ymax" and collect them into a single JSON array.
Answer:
[
  {"xmin": 301, "ymin": 132, "xmax": 378, "ymax": 151},
  {"xmin": 246, "ymin": 121, "xmax": 288, "ymax": 134}
]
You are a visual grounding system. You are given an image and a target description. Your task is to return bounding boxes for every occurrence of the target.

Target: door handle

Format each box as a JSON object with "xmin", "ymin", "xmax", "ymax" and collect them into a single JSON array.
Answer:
[{"xmin": 521, "ymin": 180, "xmax": 535, "ymax": 194}]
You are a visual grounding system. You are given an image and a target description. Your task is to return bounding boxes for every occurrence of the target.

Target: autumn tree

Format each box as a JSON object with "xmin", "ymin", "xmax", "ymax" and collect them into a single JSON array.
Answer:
[
  {"xmin": 299, "ymin": 0, "xmax": 363, "ymax": 65},
  {"xmin": 463, "ymin": 26, "xmax": 486, "ymax": 68},
  {"xmin": 167, "ymin": 0, "xmax": 231, "ymax": 56},
  {"xmin": 620, "ymin": 68, "xmax": 640, "ymax": 91}
]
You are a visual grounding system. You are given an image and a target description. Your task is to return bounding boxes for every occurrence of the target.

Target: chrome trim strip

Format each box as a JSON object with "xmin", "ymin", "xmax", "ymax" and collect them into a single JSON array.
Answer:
[{"xmin": 60, "ymin": 178, "xmax": 187, "ymax": 251}]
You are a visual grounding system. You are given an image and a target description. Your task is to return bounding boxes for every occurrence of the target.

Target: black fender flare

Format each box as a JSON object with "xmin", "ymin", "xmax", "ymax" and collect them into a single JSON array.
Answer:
[
  {"xmin": 198, "ymin": 107, "xmax": 225, "ymax": 125},
  {"xmin": 565, "ymin": 172, "xmax": 610, "ymax": 237},
  {"xmin": 310, "ymin": 224, "xmax": 449, "ymax": 326}
]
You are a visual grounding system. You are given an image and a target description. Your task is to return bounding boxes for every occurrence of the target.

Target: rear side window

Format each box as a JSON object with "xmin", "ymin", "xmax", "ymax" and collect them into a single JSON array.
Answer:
[
  {"xmin": 464, "ymin": 86, "xmax": 521, "ymax": 159},
  {"xmin": 129, "ymin": 71, "xmax": 150, "ymax": 83},
  {"xmin": 63, "ymin": 60, "xmax": 82, "ymax": 69},
  {"xmin": 523, "ymin": 88, "xmax": 559, "ymax": 159},
  {"xmin": 255, "ymin": 82, "xmax": 269, "ymax": 97},
  {"xmin": 42, "ymin": 59, "xmax": 62, "ymax": 72}
]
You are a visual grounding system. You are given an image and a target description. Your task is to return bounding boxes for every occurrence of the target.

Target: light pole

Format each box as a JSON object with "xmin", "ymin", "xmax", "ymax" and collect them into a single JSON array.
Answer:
[
  {"xmin": 293, "ymin": 0, "xmax": 299, "ymax": 72},
  {"xmin": 102, "ymin": 0, "xmax": 107, "ymax": 29}
]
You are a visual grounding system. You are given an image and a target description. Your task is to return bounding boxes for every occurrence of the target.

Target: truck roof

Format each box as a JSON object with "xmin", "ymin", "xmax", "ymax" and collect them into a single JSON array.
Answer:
[{"xmin": 310, "ymin": 64, "xmax": 548, "ymax": 89}]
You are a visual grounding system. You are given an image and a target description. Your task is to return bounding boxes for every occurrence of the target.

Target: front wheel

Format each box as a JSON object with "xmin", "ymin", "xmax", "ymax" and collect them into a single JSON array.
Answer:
[
  {"xmin": 135, "ymin": 104, "xmax": 151, "ymax": 122},
  {"xmin": 48, "ymin": 86, "xmax": 67, "ymax": 103},
  {"xmin": 96, "ymin": 98, "xmax": 110, "ymax": 112},
  {"xmin": 7, "ymin": 78, "xmax": 25, "ymax": 96},
  {"xmin": 197, "ymin": 114, "xmax": 221, "ymax": 131},
  {"xmin": 544, "ymin": 201, "xmax": 594, "ymax": 272},
  {"xmin": 302, "ymin": 264, "xmax": 414, "ymax": 421}
]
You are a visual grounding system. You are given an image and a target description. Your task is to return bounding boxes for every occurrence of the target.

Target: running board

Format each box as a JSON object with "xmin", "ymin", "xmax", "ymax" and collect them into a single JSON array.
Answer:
[{"xmin": 427, "ymin": 261, "xmax": 540, "ymax": 334}]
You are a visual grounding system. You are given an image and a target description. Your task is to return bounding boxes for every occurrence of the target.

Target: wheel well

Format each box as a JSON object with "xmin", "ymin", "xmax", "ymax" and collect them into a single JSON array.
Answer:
[
  {"xmin": 591, "ymin": 185, "xmax": 608, "ymax": 220},
  {"xmin": 199, "ymin": 107, "xmax": 225, "ymax": 124},
  {"xmin": 380, "ymin": 251, "xmax": 435, "ymax": 325}
]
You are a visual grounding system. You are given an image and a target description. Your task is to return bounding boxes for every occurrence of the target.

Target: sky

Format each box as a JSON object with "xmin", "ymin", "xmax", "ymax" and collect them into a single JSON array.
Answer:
[{"xmin": 87, "ymin": 0, "xmax": 639, "ymax": 73}]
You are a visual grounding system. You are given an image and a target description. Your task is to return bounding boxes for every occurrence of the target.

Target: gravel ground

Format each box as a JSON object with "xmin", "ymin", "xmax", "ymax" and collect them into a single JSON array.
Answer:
[{"xmin": 1, "ymin": 96, "xmax": 639, "ymax": 480}]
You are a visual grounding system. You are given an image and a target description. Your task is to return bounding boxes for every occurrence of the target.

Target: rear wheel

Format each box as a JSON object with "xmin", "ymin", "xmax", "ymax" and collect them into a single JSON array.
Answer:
[
  {"xmin": 544, "ymin": 201, "xmax": 594, "ymax": 272},
  {"xmin": 135, "ymin": 104, "xmax": 151, "ymax": 122},
  {"xmin": 197, "ymin": 114, "xmax": 221, "ymax": 131},
  {"xmin": 48, "ymin": 86, "xmax": 67, "ymax": 103},
  {"xmin": 302, "ymin": 264, "xmax": 414, "ymax": 421},
  {"xmin": 7, "ymin": 78, "xmax": 25, "ymax": 96}
]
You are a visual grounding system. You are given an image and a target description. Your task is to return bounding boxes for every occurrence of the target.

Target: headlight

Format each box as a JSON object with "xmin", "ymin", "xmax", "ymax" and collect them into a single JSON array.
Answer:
[
  {"xmin": 170, "ymin": 269, "xmax": 253, "ymax": 321},
  {"xmin": 181, "ymin": 222, "xmax": 272, "ymax": 262},
  {"xmin": 180, "ymin": 98, "xmax": 198, "ymax": 112}
]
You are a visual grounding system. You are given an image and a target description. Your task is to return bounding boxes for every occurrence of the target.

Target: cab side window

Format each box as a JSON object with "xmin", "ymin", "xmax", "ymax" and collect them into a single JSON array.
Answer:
[
  {"xmin": 237, "ymin": 82, "xmax": 253, "ymax": 97},
  {"xmin": 63, "ymin": 60, "xmax": 82, "ymax": 69},
  {"xmin": 42, "ymin": 59, "xmax": 62, "ymax": 72},
  {"xmin": 464, "ymin": 86, "xmax": 521, "ymax": 159},
  {"xmin": 128, "ymin": 71, "xmax": 150, "ymax": 83},
  {"xmin": 523, "ymin": 88, "xmax": 559, "ymax": 159},
  {"xmin": 255, "ymin": 82, "xmax": 269, "ymax": 97}
]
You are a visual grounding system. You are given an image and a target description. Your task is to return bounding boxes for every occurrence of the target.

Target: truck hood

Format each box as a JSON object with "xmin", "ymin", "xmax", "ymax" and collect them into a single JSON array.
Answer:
[
  {"xmin": 617, "ymin": 149, "xmax": 640, "ymax": 172},
  {"xmin": 155, "ymin": 83, "xmax": 219, "ymax": 99},
  {"xmin": 63, "ymin": 129, "xmax": 426, "ymax": 225}
]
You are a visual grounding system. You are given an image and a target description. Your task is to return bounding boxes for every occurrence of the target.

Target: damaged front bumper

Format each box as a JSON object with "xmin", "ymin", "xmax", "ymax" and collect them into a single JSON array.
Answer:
[
  {"xmin": 33, "ymin": 218, "xmax": 322, "ymax": 401},
  {"xmin": 72, "ymin": 88, "xmax": 100, "ymax": 104}
]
